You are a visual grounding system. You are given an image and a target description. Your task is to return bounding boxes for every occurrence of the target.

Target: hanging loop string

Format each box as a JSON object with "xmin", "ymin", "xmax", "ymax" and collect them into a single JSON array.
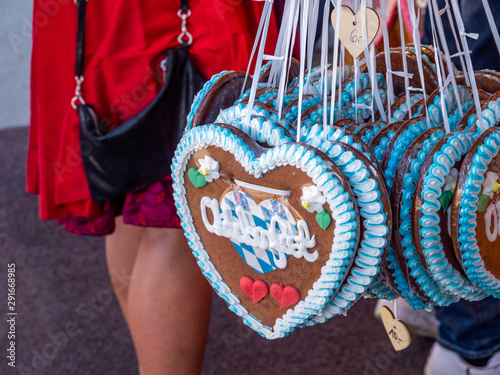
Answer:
[{"xmin": 449, "ymin": 0, "xmax": 486, "ymax": 132}]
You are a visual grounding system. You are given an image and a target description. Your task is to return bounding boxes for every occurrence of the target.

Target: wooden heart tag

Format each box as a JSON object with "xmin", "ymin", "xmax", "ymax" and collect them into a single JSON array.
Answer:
[
  {"xmin": 331, "ymin": 6, "xmax": 380, "ymax": 59},
  {"xmin": 379, "ymin": 305, "xmax": 411, "ymax": 351}
]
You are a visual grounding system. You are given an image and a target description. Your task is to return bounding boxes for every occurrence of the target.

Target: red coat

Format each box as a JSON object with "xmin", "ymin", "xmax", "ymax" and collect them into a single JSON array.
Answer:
[{"xmin": 27, "ymin": 0, "xmax": 278, "ymax": 220}]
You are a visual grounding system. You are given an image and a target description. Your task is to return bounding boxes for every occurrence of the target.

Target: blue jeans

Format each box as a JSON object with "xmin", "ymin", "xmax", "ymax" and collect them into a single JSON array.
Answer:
[{"xmin": 436, "ymin": 298, "xmax": 500, "ymax": 359}]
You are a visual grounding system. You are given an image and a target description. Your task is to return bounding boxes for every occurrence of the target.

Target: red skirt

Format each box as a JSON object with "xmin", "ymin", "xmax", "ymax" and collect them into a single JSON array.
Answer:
[{"xmin": 27, "ymin": 0, "xmax": 278, "ymax": 234}]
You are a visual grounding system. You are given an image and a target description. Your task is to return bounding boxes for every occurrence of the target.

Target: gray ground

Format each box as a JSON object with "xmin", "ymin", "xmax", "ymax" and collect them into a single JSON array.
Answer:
[{"xmin": 0, "ymin": 126, "xmax": 432, "ymax": 375}]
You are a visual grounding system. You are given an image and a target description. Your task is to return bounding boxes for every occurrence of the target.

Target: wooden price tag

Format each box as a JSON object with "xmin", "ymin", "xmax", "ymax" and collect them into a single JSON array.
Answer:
[
  {"xmin": 380, "ymin": 305, "xmax": 412, "ymax": 351},
  {"xmin": 331, "ymin": 6, "xmax": 380, "ymax": 59}
]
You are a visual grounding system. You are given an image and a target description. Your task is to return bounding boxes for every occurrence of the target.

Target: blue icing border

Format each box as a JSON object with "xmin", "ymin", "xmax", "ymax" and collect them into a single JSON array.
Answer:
[
  {"xmin": 171, "ymin": 125, "xmax": 359, "ymax": 338},
  {"xmin": 345, "ymin": 89, "xmax": 388, "ymax": 122},
  {"xmin": 186, "ymin": 70, "xmax": 231, "ymax": 130},
  {"xmin": 231, "ymin": 117, "xmax": 292, "ymax": 147},
  {"xmin": 384, "ymin": 120, "xmax": 432, "ymax": 194},
  {"xmin": 234, "ymin": 83, "xmax": 269, "ymax": 105},
  {"xmin": 366, "ymin": 276, "xmax": 399, "ymax": 300},
  {"xmin": 284, "ymin": 96, "xmax": 321, "ymax": 124},
  {"xmin": 390, "ymin": 94, "xmax": 424, "ymax": 123},
  {"xmin": 419, "ymin": 130, "xmax": 486, "ymax": 301},
  {"xmin": 427, "ymin": 85, "xmax": 473, "ymax": 127},
  {"xmin": 358, "ymin": 123, "xmax": 383, "ymax": 145},
  {"xmin": 302, "ymin": 125, "xmax": 375, "ymax": 164},
  {"xmin": 305, "ymin": 141, "xmax": 390, "ymax": 321},
  {"xmin": 399, "ymin": 130, "xmax": 458, "ymax": 306},
  {"xmin": 458, "ymin": 129, "xmax": 500, "ymax": 298}
]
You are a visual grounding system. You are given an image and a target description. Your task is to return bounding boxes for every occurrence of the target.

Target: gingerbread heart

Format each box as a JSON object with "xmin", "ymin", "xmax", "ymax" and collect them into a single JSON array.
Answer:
[
  {"xmin": 172, "ymin": 124, "xmax": 359, "ymax": 339},
  {"xmin": 452, "ymin": 123, "xmax": 500, "ymax": 298}
]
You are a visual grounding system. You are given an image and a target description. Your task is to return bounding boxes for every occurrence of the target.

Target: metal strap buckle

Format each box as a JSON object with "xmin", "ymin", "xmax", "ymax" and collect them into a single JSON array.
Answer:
[
  {"xmin": 71, "ymin": 76, "xmax": 86, "ymax": 109},
  {"xmin": 177, "ymin": 9, "xmax": 193, "ymax": 46}
]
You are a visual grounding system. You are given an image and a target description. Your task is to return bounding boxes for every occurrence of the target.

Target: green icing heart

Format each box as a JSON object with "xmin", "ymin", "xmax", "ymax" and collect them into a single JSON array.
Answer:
[
  {"xmin": 316, "ymin": 209, "xmax": 331, "ymax": 230},
  {"xmin": 477, "ymin": 194, "xmax": 490, "ymax": 213},
  {"xmin": 188, "ymin": 167, "xmax": 207, "ymax": 188},
  {"xmin": 438, "ymin": 190, "xmax": 454, "ymax": 212}
]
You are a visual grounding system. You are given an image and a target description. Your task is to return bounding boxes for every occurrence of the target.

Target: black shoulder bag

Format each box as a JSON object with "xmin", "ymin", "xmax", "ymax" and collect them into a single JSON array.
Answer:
[{"xmin": 73, "ymin": 0, "xmax": 206, "ymax": 203}]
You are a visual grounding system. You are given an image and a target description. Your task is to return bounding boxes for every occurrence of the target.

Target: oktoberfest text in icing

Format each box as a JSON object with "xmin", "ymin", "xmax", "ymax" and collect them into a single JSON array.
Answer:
[{"xmin": 200, "ymin": 196, "xmax": 318, "ymax": 268}]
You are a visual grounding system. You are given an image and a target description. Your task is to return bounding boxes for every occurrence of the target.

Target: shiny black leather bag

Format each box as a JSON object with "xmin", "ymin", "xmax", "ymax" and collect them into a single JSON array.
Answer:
[{"xmin": 74, "ymin": 0, "xmax": 205, "ymax": 203}]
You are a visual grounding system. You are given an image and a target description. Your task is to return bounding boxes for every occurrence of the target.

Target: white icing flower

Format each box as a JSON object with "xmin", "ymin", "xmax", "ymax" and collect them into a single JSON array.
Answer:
[
  {"xmin": 482, "ymin": 171, "xmax": 499, "ymax": 198},
  {"xmin": 197, "ymin": 156, "xmax": 220, "ymax": 182},
  {"xmin": 300, "ymin": 185, "xmax": 326, "ymax": 213},
  {"xmin": 443, "ymin": 168, "xmax": 459, "ymax": 192}
]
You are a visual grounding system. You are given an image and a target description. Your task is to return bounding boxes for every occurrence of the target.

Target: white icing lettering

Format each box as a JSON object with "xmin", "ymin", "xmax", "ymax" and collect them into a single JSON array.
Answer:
[
  {"xmin": 200, "ymin": 196, "xmax": 318, "ymax": 268},
  {"xmin": 484, "ymin": 202, "xmax": 500, "ymax": 242}
]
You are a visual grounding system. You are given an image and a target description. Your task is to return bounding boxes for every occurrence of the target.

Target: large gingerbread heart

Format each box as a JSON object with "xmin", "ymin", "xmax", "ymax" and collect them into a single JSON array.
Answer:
[{"xmin": 172, "ymin": 124, "xmax": 359, "ymax": 339}]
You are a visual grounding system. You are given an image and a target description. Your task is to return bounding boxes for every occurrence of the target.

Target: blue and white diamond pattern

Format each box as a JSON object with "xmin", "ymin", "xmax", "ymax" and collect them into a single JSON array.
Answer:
[{"xmin": 220, "ymin": 190, "xmax": 297, "ymax": 274}]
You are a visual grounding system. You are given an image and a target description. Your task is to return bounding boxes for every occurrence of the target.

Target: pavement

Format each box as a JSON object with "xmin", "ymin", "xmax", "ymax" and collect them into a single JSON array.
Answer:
[{"xmin": 0, "ymin": 126, "xmax": 433, "ymax": 375}]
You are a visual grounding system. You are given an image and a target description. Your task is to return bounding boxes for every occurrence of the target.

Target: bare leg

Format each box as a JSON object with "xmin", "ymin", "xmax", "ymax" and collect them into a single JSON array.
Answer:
[
  {"xmin": 105, "ymin": 216, "xmax": 143, "ymax": 321},
  {"xmin": 126, "ymin": 227, "xmax": 212, "ymax": 375}
]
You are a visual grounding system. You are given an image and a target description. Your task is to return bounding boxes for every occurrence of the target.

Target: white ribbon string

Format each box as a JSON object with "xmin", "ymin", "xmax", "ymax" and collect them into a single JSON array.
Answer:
[
  {"xmin": 338, "ymin": 44, "xmax": 345, "ymax": 123},
  {"xmin": 329, "ymin": 0, "xmax": 342, "ymax": 131},
  {"xmin": 430, "ymin": 0, "xmax": 464, "ymax": 119},
  {"xmin": 428, "ymin": 0, "xmax": 451, "ymax": 133},
  {"xmin": 241, "ymin": 1, "xmax": 272, "ymax": 96},
  {"xmin": 449, "ymin": 0, "xmax": 486, "ymax": 132},
  {"xmin": 444, "ymin": 0, "xmax": 467, "ymax": 83},
  {"xmin": 234, "ymin": 178, "xmax": 292, "ymax": 196},
  {"xmin": 244, "ymin": 0, "xmax": 274, "ymax": 125},
  {"xmin": 296, "ymin": 0, "xmax": 310, "ymax": 142},
  {"xmin": 304, "ymin": 0, "xmax": 320, "ymax": 94},
  {"xmin": 274, "ymin": 0, "xmax": 299, "ymax": 120},
  {"xmin": 481, "ymin": 0, "xmax": 500, "ymax": 60},
  {"xmin": 361, "ymin": 0, "xmax": 386, "ymax": 122},
  {"xmin": 379, "ymin": 0, "xmax": 395, "ymax": 121},
  {"xmin": 263, "ymin": 54, "xmax": 285, "ymax": 61},
  {"xmin": 407, "ymin": 2, "xmax": 430, "ymax": 126},
  {"xmin": 321, "ymin": 0, "xmax": 330, "ymax": 128},
  {"xmin": 397, "ymin": 0, "xmax": 411, "ymax": 122}
]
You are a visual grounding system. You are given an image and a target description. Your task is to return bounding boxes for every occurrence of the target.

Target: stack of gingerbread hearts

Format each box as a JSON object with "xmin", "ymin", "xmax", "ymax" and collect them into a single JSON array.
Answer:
[{"xmin": 171, "ymin": 0, "xmax": 500, "ymax": 338}]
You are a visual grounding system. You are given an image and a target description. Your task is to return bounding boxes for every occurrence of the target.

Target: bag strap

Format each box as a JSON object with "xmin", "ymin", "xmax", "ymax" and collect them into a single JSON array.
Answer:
[
  {"xmin": 71, "ymin": 0, "xmax": 192, "ymax": 109},
  {"xmin": 71, "ymin": 0, "xmax": 87, "ymax": 109},
  {"xmin": 181, "ymin": 0, "xmax": 189, "ymax": 12}
]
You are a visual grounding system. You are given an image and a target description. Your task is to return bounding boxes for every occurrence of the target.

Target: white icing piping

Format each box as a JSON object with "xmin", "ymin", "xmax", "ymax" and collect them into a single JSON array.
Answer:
[
  {"xmin": 484, "ymin": 202, "xmax": 500, "ymax": 242},
  {"xmin": 200, "ymin": 196, "xmax": 318, "ymax": 267},
  {"xmin": 233, "ymin": 178, "xmax": 292, "ymax": 196}
]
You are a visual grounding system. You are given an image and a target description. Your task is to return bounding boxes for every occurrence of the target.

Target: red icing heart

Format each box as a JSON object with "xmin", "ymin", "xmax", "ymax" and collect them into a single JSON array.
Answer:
[
  {"xmin": 270, "ymin": 283, "xmax": 300, "ymax": 309},
  {"xmin": 240, "ymin": 277, "xmax": 269, "ymax": 304}
]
